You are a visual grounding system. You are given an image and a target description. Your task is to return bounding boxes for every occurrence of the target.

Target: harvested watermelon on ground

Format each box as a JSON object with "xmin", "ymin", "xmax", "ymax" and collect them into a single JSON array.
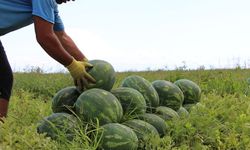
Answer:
[
  {"xmin": 52, "ymin": 86, "xmax": 80, "ymax": 113},
  {"xmin": 136, "ymin": 113, "xmax": 168, "ymax": 137},
  {"xmin": 155, "ymin": 106, "xmax": 179, "ymax": 121},
  {"xmin": 122, "ymin": 119, "xmax": 159, "ymax": 148},
  {"xmin": 152, "ymin": 80, "xmax": 184, "ymax": 111},
  {"xmin": 174, "ymin": 79, "xmax": 201, "ymax": 104},
  {"xmin": 75, "ymin": 88, "xmax": 123, "ymax": 125},
  {"xmin": 111, "ymin": 87, "xmax": 147, "ymax": 119},
  {"xmin": 183, "ymin": 103, "xmax": 196, "ymax": 112},
  {"xmin": 97, "ymin": 123, "xmax": 138, "ymax": 150},
  {"xmin": 87, "ymin": 59, "xmax": 116, "ymax": 91},
  {"xmin": 177, "ymin": 106, "xmax": 189, "ymax": 117},
  {"xmin": 37, "ymin": 113, "xmax": 79, "ymax": 141},
  {"xmin": 247, "ymin": 78, "xmax": 250, "ymax": 85},
  {"xmin": 121, "ymin": 75, "xmax": 159, "ymax": 112}
]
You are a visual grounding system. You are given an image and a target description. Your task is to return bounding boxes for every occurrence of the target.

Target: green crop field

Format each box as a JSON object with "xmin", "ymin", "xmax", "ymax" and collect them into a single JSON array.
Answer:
[{"xmin": 1, "ymin": 68, "xmax": 250, "ymax": 150}]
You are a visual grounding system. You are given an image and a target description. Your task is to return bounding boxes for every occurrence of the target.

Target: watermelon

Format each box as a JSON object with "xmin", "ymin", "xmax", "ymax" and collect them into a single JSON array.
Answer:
[
  {"xmin": 98, "ymin": 123, "xmax": 138, "ymax": 150},
  {"xmin": 52, "ymin": 86, "xmax": 80, "ymax": 113},
  {"xmin": 122, "ymin": 119, "xmax": 159, "ymax": 148},
  {"xmin": 87, "ymin": 59, "xmax": 116, "ymax": 91},
  {"xmin": 136, "ymin": 113, "xmax": 168, "ymax": 137},
  {"xmin": 177, "ymin": 106, "xmax": 189, "ymax": 117},
  {"xmin": 155, "ymin": 106, "xmax": 179, "ymax": 121},
  {"xmin": 183, "ymin": 104, "xmax": 196, "ymax": 112},
  {"xmin": 247, "ymin": 78, "xmax": 250, "ymax": 85},
  {"xmin": 111, "ymin": 87, "xmax": 147, "ymax": 118},
  {"xmin": 75, "ymin": 88, "xmax": 123, "ymax": 125},
  {"xmin": 174, "ymin": 79, "xmax": 201, "ymax": 104},
  {"xmin": 195, "ymin": 102, "xmax": 206, "ymax": 109},
  {"xmin": 152, "ymin": 80, "xmax": 184, "ymax": 111},
  {"xmin": 37, "ymin": 113, "xmax": 78, "ymax": 140},
  {"xmin": 121, "ymin": 75, "xmax": 159, "ymax": 112}
]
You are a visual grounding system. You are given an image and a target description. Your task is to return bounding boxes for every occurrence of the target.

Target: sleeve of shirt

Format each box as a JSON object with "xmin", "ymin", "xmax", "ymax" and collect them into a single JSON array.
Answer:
[{"xmin": 32, "ymin": 0, "xmax": 64, "ymax": 31}]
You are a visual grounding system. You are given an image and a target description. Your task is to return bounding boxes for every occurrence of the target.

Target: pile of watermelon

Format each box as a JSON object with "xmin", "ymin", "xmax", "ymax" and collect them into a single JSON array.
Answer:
[{"xmin": 37, "ymin": 59, "xmax": 201, "ymax": 149}]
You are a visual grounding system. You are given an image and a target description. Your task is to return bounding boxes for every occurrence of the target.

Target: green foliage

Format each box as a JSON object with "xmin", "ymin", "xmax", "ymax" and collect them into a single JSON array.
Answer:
[
  {"xmin": 13, "ymin": 73, "xmax": 72, "ymax": 99},
  {"xmin": 168, "ymin": 94, "xmax": 250, "ymax": 149},
  {"xmin": 1, "ymin": 68, "xmax": 250, "ymax": 149}
]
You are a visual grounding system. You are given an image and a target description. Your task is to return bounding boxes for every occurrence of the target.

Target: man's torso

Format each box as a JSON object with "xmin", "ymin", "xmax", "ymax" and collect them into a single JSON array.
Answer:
[{"xmin": 0, "ymin": 0, "xmax": 64, "ymax": 36}]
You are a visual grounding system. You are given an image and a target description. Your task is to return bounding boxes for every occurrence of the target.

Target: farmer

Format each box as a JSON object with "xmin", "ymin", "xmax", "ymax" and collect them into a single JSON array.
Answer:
[{"xmin": 0, "ymin": 0, "xmax": 95, "ymax": 121}]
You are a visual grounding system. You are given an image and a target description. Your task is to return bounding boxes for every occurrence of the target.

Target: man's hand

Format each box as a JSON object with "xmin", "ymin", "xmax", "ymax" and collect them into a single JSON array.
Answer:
[
  {"xmin": 82, "ymin": 57, "xmax": 88, "ymax": 62},
  {"xmin": 66, "ymin": 59, "xmax": 96, "ymax": 91}
]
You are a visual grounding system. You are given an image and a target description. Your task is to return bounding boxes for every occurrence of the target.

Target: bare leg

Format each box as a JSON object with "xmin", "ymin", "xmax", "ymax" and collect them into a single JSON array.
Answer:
[{"xmin": 0, "ymin": 98, "xmax": 9, "ymax": 122}]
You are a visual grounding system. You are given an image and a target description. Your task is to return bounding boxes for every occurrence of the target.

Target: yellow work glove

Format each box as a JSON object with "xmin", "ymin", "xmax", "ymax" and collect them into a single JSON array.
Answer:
[
  {"xmin": 66, "ymin": 59, "xmax": 96, "ymax": 91},
  {"xmin": 81, "ymin": 57, "xmax": 92, "ymax": 72},
  {"xmin": 82, "ymin": 57, "xmax": 88, "ymax": 62}
]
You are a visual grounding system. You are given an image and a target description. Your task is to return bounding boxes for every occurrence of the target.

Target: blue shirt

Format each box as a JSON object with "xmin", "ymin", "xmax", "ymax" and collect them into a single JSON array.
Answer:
[{"xmin": 0, "ymin": 0, "xmax": 64, "ymax": 36}]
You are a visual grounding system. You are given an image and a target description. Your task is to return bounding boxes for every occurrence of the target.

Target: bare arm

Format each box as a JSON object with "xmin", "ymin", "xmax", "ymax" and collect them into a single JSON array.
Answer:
[
  {"xmin": 33, "ymin": 16, "xmax": 73, "ymax": 66},
  {"xmin": 55, "ymin": 31, "xmax": 87, "ymax": 61}
]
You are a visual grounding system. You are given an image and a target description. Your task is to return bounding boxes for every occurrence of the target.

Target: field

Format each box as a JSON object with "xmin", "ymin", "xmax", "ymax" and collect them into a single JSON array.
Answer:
[{"xmin": 1, "ymin": 68, "xmax": 250, "ymax": 150}]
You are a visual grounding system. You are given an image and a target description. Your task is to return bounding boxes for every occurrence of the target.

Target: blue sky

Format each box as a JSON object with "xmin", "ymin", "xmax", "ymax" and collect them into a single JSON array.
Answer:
[{"xmin": 1, "ymin": 0, "xmax": 250, "ymax": 72}]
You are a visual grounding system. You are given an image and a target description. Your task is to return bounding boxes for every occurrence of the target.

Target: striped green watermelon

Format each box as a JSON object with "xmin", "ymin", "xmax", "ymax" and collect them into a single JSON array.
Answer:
[
  {"xmin": 183, "ymin": 104, "xmax": 196, "ymax": 112},
  {"xmin": 155, "ymin": 106, "xmax": 179, "ymax": 121},
  {"xmin": 37, "ymin": 113, "xmax": 78, "ymax": 140},
  {"xmin": 87, "ymin": 59, "xmax": 116, "ymax": 91},
  {"xmin": 174, "ymin": 79, "xmax": 201, "ymax": 104},
  {"xmin": 111, "ymin": 87, "xmax": 146, "ymax": 118},
  {"xmin": 75, "ymin": 88, "xmax": 123, "ymax": 125},
  {"xmin": 136, "ymin": 113, "xmax": 168, "ymax": 137},
  {"xmin": 247, "ymin": 77, "xmax": 250, "ymax": 85},
  {"xmin": 183, "ymin": 103, "xmax": 205, "ymax": 113},
  {"xmin": 98, "ymin": 123, "xmax": 138, "ymax": 150},
  {"xmin": 177, "ymin": 106, "xmax": 189, "ymax": 117},
  {"xmin": 152, "ymin": 80, "xmax": 184, "ymax": 111},
  {"xmin": 122, "ymin": 119, "xmax": 159, "ymax": 148},
  {"xmin": 121, "ymin": 75, "xmax": 159, "ymax": 112},
  {"xmin": 52, "ymin": 86, "xmax": 80, "ymax": 113}
]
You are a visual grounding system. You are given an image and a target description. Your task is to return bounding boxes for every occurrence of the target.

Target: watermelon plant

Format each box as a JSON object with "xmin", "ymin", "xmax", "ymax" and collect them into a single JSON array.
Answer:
[
  {"xmin": 97, "ymin": 123, "xmax": 138, "ymax": 150},
  {"xmin": 75, "ymin": 88, "xmax": 123, "ymax": 125},
  {"xmin": 152, "ymin": 80, "xmax": 184, "ymax": 111},
  {"xmin": 111, "ymin": 87, "xmax": 147, "ymax": 119},
  {"xmin": 121, "ymin": 75, "xmax": 159, "ymax": 112},
  {"xmin": 87, "ymin": 59, "xmax": 116, "ymax": 91},
  {"xmin": 52, "ymin": 86, "xmax": 80, "ymax": 113},
  {"xmin": 174, "ymin": 79, "xmax": 201, "ymax": 104}
]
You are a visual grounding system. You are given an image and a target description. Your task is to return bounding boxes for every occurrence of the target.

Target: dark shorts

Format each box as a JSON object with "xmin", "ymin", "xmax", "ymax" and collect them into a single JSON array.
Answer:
[{"xmin": 0, "ymin": 40, "xmax": 13, "ymax": 100}]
